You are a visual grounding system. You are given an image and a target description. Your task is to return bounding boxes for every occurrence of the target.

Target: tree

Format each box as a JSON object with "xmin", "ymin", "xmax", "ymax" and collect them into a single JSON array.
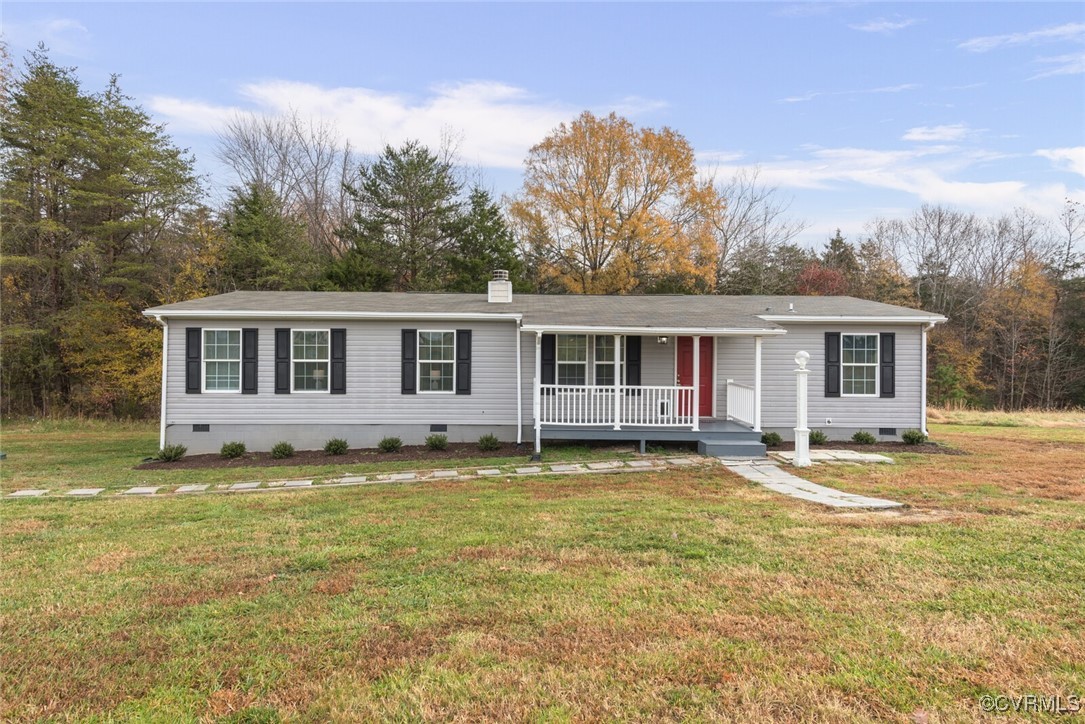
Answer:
[
  {"xmin": 220, "ymin": 183, "xmax": 319, "ymax": 291},
  {"xmin": 797, "ymin": 261, "xmax": 849, "ymax": 296},
  {"xmin": 821, "ymin": 229, "xmax": 860, "ymax": 292},
  {"xmin": 717, "ymin": 242, "xmax": 815, "ymax": 295},
  {"xmin": 509, "ymin": 111, "xmax": 724, "ymax": 294},
  {"xmin": 445, "ymin": 187, "xmax": 525, "ymax": 293}
]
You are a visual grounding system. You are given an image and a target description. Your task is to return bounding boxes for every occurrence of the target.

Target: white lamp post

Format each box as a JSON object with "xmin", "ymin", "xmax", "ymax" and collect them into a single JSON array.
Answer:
[{"xmin": 794, "ymin": 350, "xmax": 811, "ymax": 467}]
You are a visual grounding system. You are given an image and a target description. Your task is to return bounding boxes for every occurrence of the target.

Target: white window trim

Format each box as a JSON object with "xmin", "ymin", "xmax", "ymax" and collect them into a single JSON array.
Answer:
[
  {"xmin": 202, "ymin": 328, "xmax": 242, "ymax": 394},
  {"xmin": 291, "ymin": 328, "xmax": 331, "ymax": 394},
  {"xmin": 556, "ymin": 334, "xmax": 588, "ymax": 387},
  {"xmin": 841, "ymin": 332, "xmax": 880, "ymax": 398},
  {"xmin": 417, "ymin": 329, "xmax": 457, "ymax": 395},
  {"xmin": 592, "ymin": 335, "xmax": 626, "ymax": 386}
]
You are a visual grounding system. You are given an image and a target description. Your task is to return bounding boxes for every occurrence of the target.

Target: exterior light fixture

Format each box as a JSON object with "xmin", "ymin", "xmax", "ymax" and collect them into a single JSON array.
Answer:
[{"xmin": 657, "ymin": 336, "xmax": 669, "ymax": 345}]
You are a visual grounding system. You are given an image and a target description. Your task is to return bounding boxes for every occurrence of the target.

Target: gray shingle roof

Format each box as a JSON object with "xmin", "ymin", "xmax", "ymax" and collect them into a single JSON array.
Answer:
[{"xmin": 145, "ymin": 291, "xmax": 944, "ymax": 329}]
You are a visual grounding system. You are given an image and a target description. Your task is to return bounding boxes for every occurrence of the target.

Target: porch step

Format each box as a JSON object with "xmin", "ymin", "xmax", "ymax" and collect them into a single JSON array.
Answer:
[{"xmin": 697, "ymin": 439, "xmax": 767, "ymax": 458}]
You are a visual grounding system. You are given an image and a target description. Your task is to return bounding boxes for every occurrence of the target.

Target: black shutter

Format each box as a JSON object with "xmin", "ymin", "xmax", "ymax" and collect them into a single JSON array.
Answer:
[
  {"xmin": 541, "ymin": 334, "xmax": 556, "ymax": 386},
  {"xmin": 330, "ymin": 328, "xmax": 346, "ymax": 394},
  {"xmin": 825, "ymin": 332, "xmax": 841, "ymax": 397},
  {"xmin": 275, "ymin": 328, "xmax": 290, "ymax": 394},
  {"xmin": 625, "ymin": 335, "xmax": 641, "ymax": 386},
  {"xmin": 242, "ymin": 328, "xmax": 258, "ymax": 394},
  {"xmin": 455, "ymin": 329, "xmax": 471, "ymax": 395},
  {"xmin": 880, "ymin": 332, "xmax": 896, "ymax": 398},
  {"xmin": 185, "ymin": 327, "xmax": 201, "ymax": 394},
  {"xmin": 401, "ymin": 329, "xmax": 417, "ymax": 394}
]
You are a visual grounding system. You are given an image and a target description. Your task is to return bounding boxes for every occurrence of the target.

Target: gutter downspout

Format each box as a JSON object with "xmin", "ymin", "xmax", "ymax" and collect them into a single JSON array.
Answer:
[
  {"xmin": 152, "ymin": 314, "xmax": 168, "ymax": 450},
  {"xmin": 515, "ymin": 319, "xmax": 522, "ymax": 445},
  {"xmin": 921, "ymin": 322, "xmax": 936, "ymax": 436}
]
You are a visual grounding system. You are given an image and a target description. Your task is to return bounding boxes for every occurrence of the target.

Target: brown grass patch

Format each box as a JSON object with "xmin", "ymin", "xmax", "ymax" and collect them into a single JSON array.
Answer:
[
  {"xmin": 1, "ymin": 518, "xmax": 48, "ymax": 535},
  {"xmin": 86, "ymin": 546, "xmax": 137, "ymax": 574},
  {"xmin": 313, "ymin": 572, "xmax": 356, "ymax": 596},
  {"xmin": 206, "ymin": 688, "xmax": 257, "ymax": 718}
]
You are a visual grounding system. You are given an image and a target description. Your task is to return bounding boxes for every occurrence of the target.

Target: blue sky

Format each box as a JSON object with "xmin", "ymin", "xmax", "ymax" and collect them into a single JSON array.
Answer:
[{"xmin": 5, "ymin": 2, "xmax": 1084, "ymax": 247}]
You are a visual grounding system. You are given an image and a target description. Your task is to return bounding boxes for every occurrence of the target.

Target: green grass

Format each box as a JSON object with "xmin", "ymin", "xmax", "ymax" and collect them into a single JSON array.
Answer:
[
  {"xmin": 0, "ymin": 420, "xmax": 647, "ymax": 493},
  {"xmin": 1, "ymin": 417, "xmax": 1083, "ymax": 720}
]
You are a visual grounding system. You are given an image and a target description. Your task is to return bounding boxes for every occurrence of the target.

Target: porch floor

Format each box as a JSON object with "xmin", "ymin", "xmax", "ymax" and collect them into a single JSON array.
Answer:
[{"xmin": 540, "ymin": 419, "xmax": 767, "ymax": 457}]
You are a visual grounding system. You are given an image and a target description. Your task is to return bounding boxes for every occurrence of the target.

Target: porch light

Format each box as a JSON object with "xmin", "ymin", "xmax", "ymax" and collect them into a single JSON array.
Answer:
[{"xmin": 656, "ymin": 336, "xmax": 669, "ymax": 345}]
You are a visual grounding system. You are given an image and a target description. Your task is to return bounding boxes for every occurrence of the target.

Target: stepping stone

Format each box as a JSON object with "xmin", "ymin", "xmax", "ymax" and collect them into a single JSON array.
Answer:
[
  {"xmin": 283, "ymin": 479, "xmax": 313, "ymax": 487},
  {"xmin": 476, "ymin": 468, "xmax": 502, "ymax": 476},
  {"xmin": 430, "ymin": 470, "xmax": 459, "ymax": 479},
  {"xmin": 230, "ymin": 482, "xmax": 261, "ymax": 491},
  {"xmin": 338, "ymin": 475, "xmax": 368, "ymax": 484},
  {"xmin": 515, "ymin": 466, "xmax": 542, "ymax": 474},
  {"xmin": 67, "ymin": 488, "xmax": 104, "ymax": 497},
  {"xmin": 8, "ymin": 489, "xmax": 48, "ymax": 497},
  {"xmin": 387, "ymin": 472, "xmax": 416, "ymax": 482},
  {"xmin": 550, "ymin": 464, "xmax": 584, "ymax": 473},
  {"xmin": 268, "ymin": 481, "xmax": 286, "ymax": 487},
  {"xmin": 587, "ymin": 461, "xmax": 623, "ymax": 470},
  {"xmin": 176, "ymin": 484, "xmax": 208, "ymax": 494},
  {"xmin": 626, "ymin": 460, "xmax": 656, "ymax": 468},
  {"xmin": 122, "ymin": 486, "xmax": 159, "ymax": 495},
  {"xmin": 666, "ymin": 457, "xmax": 696, "ymax": 466}
]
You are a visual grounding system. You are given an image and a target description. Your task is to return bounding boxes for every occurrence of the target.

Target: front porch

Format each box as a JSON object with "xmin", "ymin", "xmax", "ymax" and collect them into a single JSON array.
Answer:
[{"xmin": 540, "ymin": 418, "xmax": 766, "ymax": 457}]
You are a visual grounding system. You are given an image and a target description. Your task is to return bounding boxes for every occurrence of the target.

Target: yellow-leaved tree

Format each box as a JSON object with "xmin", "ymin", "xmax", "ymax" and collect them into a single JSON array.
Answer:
[{"xmin": 509, "ymin": 112, "xmax": 723, "ymax": 294}]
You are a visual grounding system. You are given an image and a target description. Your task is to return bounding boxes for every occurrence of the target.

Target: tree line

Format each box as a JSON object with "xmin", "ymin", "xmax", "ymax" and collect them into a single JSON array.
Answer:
[{"xmin": 2, "ymin": 48, "xmax": 1083, "ymax": 417}]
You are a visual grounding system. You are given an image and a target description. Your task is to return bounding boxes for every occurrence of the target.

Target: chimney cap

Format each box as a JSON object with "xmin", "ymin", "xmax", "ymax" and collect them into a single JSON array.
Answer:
[{"xmin": 492, "ymin": 269, "xmax": 509, "ymax": 281}]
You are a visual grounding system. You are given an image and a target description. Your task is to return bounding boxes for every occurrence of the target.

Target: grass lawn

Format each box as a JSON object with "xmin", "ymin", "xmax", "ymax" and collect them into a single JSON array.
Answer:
[{"xmin": 1, "ymin": 415, "xmax": 1083, "ymax": 720}]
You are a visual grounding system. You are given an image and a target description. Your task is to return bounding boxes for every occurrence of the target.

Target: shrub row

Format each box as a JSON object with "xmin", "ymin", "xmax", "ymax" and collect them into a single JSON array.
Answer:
[
  {"xmin": 154, "ymin": 434, "xmax": 508, "ymax": 462},
  {"xmin": 759, "ymin": 428, "xmax": 928, "ymax": 448}
]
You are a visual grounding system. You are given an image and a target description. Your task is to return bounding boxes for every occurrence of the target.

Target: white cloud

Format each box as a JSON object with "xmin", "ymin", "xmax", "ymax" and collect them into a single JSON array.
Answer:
[
  {"xmin": 1035, "ymin": 147, "xmax": 1085, "ymax": 177},
  {"xmin": 149, "ymin": 80, "xmax": 664, "ymax": 169},
  {"xmin": 902, "ymin": 123, "xmax": 973, "ymax": 142},
  {"xmin": 958, "ymin": 22, "xmax": 1085, "ymax": 53},
  {"xmin": 779, "ymin": 83, "xmax": 918, "ymax": 103},
  {"xmin": 2, "ymin": 17, "xmax": 91, "ymax": 57},
  {"xmin": 1030, "ymin": 51, "xmax": 1085, "ymax": 79},
  {"xmin": 849, "ymin": 18, "xmax": 918, "ymax": 34}
]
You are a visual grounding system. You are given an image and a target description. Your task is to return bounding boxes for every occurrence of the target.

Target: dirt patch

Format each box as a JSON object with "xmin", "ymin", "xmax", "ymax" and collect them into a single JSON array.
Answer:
[
  {"xmin": 136, "ymin": 441, "xmax": 535, "ymax": 470},
  {"xmin": 769, "ymin": 441, "xmax": 965, "ymax": 455}
]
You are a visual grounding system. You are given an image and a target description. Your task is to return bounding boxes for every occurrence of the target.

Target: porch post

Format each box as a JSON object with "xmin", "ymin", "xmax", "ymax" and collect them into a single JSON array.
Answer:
[
  {"xmin": 692, "ymin": 335, "xmax": 701, "ymax": 432},
  {"xmin": 534, "ymin": 331, "xmax": 542, "ymax": 457},
  {"xmin": 793, "ymin": 351, "xmax": 811, "ymax": 467},
  {"xmin": 754, "ymin": 335, "xmax": 763, "ymax": 433},
  {"xmin": 613, "ymin": 333, "xmax": 622, "ymax": 430}
]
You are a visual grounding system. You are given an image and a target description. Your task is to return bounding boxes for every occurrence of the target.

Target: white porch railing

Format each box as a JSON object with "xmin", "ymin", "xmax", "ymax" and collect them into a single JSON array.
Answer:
[
  {"xmin": 726, "ymin": 379, "xmax": 756, "ymax": 428},
  {"xmin": 538, "ymin": 384, "xmax": 695, "ymax": 428}
]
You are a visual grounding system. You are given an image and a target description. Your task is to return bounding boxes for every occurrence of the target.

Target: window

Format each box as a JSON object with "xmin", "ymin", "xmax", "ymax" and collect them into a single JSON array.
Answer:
[
  {"xmin": 293, "ymin": 330, "xmax": 330, "ymax": 392},
  {"xmin": 842, "ymin": 334, "xmax": 878, "ymax": 396},
  {"xmin": 594, "ymin": 336, "xmax": 626, "ymax": 386},
  {"xmin": 418, "ymin": 330, "xmax": 455, "ymax": 393},
  {"xmin": 556, "ymin": 334, "xmax": 587, "ymax": 385},
  {"xmin": 203, "ymin": 329, "xmax": 240, "ymax": 392}
]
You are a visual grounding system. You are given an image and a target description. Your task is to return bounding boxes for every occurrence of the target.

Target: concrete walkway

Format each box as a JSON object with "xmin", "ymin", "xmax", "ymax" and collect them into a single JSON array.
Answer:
[{"xmin": 721, "ymin": 459, "xmax": 903, "ymax": 509}]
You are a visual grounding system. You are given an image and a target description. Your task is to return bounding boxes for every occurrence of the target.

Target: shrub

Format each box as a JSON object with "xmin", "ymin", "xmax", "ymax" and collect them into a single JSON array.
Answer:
[
  {"xmin": 155, "ymin": 444, "xmax": 187, "ymax": 462},
  {"xmin": 324, "ymin": 438, "xmax": 349, "ymax": 455},
  {"xmin": 271, "ymin": 441, "xmax": 295, "ymax": 459},
  {"xmin": 220, "ymin": 441, "xmax": 247, "ymax": 459},
  {"xmin": 426, "ymin": 433, "xmax": 448, "ymax": 451},
  {"xmin": 478, "ymin": 433, "xmax": 501, "ymax": 452},
  {"xmin": 760, "ymin": 431, "xmax": 783, "ymax": 447},
  {"xmin": 808, "ymin": 429, "xmax": 829, "ymax": 445},
  {"xmin": 902, "ymin": 428, "xmax": 927, "ymax": 445},
  {"xmin": 852, "ymin": 430, "xmax": 876, "ymax": 445},
  {"xmin": 378, "ymin": 436, "xmax": 402, "ymax": 453}
]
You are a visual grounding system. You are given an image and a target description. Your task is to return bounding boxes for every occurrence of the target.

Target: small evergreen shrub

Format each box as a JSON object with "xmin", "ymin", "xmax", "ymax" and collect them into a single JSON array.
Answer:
[
  {"xmin": 852, "ymin": 430, "xmax": 877, "ymax": 445},
  {"xmin": 808, "ymin": 429, "xmax": 829, "ymax": 445},
  {"xmin": 760, "ymin": 431, "xmax": 783, "ymax": 447},
  {"xmin": 901, "ymin": 429, "xmax": 927, "ymax": 445},
  {"xmin": 426, "ymin": 433, "xmax": 448, "ymax": 451},
  {"xmin": 324, "ymin": 438, "xmax": 349, "ymax": 455},
  {"xmin": 378, "ymin": 436, "xmax": 402, "ymax": 453},
  {"xmin": 478, "ymin": 433, "xmax": 501, "ymax": 452},
  {"xmin": 220, "ymin": 441, "xmax": 247, "ymax": 459},
  {"xmin": 271, "ymin": 441, "xmax": 295, "ymax": 459},
  {"xmin": 155, "ymin": 444, "xmax": 187, "ymax": 462}
]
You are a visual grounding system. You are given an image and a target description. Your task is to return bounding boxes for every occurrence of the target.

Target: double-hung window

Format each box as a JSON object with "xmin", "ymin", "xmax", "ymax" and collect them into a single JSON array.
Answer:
[
  {"xmin": 556, "ymin": 334, "xmax": 588, "ymax": 386},
  {"xmin": 203, "ymin": 329, "xmax": 241, "ymax": 392},
  {"xmin": 418, "ymin": 331, "xmax": 455, "ymax": 393},
  {"xmin": 841, "ymin": 334, "xmax": 878, "ymax": 396},
  {"xmin": 293, "ymin": 330, "xmax": 330, "ymax": 392},
  {"xmin": 593, "ymin": 336, "xmax": 626, "ymax": 386}
]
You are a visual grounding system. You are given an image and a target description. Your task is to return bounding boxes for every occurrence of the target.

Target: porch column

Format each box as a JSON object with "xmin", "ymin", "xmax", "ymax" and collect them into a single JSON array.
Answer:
[
  {"xmin": 613, "ymin": 333, "xmax": 622, "ymax": 430},
  {"xmin": 692, "ymin": 335, "xmax": 701, "ymax": 432},
  {"xmin": 754, "ymin": 335, "xmax": 763, "ymax": 433},
  {"xmin": 534, "ymin": 331, "xmax": 542, "ymax": 456}
]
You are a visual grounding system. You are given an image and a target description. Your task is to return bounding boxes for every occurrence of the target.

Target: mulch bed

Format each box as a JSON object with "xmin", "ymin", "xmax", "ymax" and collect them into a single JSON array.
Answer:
[
  {"xmin": 137, "ymin": 442, "xmax": 536, "ymax": 471},
  {"xmin": 769, "ymin": 441, "xmax": 966, "ymax": 456}
]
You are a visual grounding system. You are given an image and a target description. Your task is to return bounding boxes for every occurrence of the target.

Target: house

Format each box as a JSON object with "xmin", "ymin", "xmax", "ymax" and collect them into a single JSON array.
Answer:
[{"xmin": 143, "ymin": 271, "xmax": 946, "ymax": 457}]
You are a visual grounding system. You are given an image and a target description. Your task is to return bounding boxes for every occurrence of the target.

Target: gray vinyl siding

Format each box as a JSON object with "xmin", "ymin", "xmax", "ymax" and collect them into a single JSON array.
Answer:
[
  {"xmin": 717, "ymin": 323, "xmax": 924, "ymax": 430},
  {"xmin": 166, "ymin": 318, "xmax": 520, "ymax": 428}
]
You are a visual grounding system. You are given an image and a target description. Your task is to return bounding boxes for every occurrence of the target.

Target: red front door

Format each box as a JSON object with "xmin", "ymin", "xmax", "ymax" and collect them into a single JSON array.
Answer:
[{"xmin": 676, "ymin": 337, "xmax": 714, "ymax": 417}]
